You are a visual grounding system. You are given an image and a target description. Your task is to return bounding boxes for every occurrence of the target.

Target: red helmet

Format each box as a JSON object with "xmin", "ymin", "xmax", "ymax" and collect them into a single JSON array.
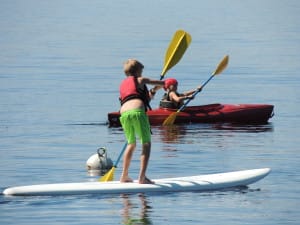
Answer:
[{"xmin": 164, "ymin": 78, "xmax": 178, "ymax": 90}]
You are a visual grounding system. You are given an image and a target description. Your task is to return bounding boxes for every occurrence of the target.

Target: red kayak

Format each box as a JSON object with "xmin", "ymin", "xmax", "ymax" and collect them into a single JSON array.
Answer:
[{"xmin": 107, "ymin": 103, "xmax": 274, "ymax": 127}]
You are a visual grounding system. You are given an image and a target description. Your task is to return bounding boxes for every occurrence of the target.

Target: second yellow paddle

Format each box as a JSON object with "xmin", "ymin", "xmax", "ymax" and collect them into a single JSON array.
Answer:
[{"xmin": 163, "ymin": 55, "xmax": 229, "ymax": 126}]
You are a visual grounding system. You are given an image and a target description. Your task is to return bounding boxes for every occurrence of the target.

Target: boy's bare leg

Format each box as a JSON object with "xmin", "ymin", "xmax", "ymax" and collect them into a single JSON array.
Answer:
[
  {"xmin": 138, "ymin": 142, "xmax": 154, "ymax": 184},
  {"xmin": 120, "ymin": 143, "xmax": 135, "ymax": 182}
]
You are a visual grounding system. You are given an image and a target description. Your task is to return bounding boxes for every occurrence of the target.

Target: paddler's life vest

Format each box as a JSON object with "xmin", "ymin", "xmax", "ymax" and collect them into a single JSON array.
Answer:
[
  {"xmin": 159, "ymin": 91, "xmax": 183, "ymax": 109},
  {"xmin": 119, "ymin": 76, "xmax": 151, "ymax": 110}
]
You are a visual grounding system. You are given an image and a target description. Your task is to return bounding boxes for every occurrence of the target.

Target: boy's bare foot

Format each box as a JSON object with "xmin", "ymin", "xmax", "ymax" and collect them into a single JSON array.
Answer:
[
  {"xmin": 139, "ymin": 177, "xmax": 155, "ymax": 184},
  {"xmin": 120, "ymin": 177, "xmax": 133, "ymax": 183}
]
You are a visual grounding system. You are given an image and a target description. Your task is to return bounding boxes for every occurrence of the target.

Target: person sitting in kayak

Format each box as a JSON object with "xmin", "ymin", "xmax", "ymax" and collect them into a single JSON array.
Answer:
[
  {"xmin": 119, "ymin": 59, "xmax": 165, "ymax": 184},
  {"xmin": 160, "ymin": 78, "xmax": 202, "ymax": 109}
]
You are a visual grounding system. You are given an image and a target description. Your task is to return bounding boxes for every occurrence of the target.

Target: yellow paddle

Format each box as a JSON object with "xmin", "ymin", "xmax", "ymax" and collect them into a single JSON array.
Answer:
[
  {"xmin": 163, "ymin": 55, "xmax": 229, "ymax": 126},
  {"xmin": 100, "ymin": 30, "xmax": 192, "ymax": 182},
  {"xmin": 160, "ymin": 30, "xmax": 192, "ymax": 79}
]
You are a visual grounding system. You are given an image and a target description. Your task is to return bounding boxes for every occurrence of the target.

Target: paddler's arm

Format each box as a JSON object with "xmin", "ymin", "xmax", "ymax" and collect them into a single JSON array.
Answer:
[
  {"xmin": 149, "ymin": 85, "xmax": 163, "ymax": 96},
  {"xmin": 183, "ymin": 85, "xmax": 202, "ymax": 96},
  {"xmin": 138, "ymin": 77, "xmax": 165, "ymax": 98}
]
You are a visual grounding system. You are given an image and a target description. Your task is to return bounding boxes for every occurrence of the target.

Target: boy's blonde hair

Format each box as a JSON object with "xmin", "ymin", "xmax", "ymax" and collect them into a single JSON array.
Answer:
[{"xmin": 123, "ymin": 59, "xmax": 144, "ymax": 76}]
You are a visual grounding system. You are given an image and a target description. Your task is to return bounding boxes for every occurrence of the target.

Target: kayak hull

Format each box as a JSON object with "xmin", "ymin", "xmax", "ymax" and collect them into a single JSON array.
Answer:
[
  {"xmin": 108, "ymin": 103, "xmax": 274, "ymax": 127},
  {"xmin": 3, "ymin": 168, "xmax": 270, "ymax": 196}
]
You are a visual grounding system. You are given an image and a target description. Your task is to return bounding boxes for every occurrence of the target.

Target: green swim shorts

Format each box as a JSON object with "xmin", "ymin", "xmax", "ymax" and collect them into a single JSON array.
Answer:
[{"xmin": 119, "ymin": 109, "xmax": 151, "ymax": 144}]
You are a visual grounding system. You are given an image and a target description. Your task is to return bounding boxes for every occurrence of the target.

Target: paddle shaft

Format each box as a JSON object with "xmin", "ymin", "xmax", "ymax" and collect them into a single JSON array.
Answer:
[
  {"xmin": 114, "ymin": 143, "xmax": 127, "ymax": 168},
  {"xmin": 177, "ymin": 74, "xmax": 215, "ymax": 112}
]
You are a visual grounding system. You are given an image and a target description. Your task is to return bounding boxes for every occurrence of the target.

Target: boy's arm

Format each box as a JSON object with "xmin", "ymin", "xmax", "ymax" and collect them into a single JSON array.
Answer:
[{"xmin": 139, "ymin": 77, "xmax": 165, "ymax": 86}]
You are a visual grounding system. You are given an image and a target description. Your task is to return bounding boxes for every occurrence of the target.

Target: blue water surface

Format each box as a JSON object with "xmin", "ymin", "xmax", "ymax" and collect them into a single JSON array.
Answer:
[{"xmin": 1, "ymin": 0, "xmax": 300, "ymax": 224}]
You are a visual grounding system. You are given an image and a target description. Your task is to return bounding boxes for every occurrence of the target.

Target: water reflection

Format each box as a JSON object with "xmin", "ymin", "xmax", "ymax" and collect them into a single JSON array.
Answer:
[
  {"xmin": 153, "ymin": 122, "xmax": 273, "ymax": 143},
  {"xmin": 86, "ymin": 169, "xmax": 110, "ymax": 177},
  {"xmin": 153, "ymin": 124, "xmax": 187, "ymax": 143},
  {"xmin": 120, "ymin": 194, "xmax": 153, "ymax": 225},
  {"xmin": 211, "ymin": 122, "xmax": 274, "ymax": 133}
]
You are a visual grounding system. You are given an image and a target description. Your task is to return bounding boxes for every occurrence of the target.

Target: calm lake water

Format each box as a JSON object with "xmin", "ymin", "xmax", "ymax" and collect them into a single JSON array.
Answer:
[{"xmin": 1, "ymin": 0, "xmax": 300, "ymax": 224}]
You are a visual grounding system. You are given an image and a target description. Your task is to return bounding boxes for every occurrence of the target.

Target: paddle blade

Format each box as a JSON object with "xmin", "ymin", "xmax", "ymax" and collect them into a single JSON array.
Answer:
[
  {"xmin": 99, "ymin": 167, "xmax": 115, "ymax": 182},
  {"xmin": 162, "ymin": 111, "xmax": 179, "ymax": 126},
  {"xmin": 212, "ymin": 55, "xmax": 229, "ymax": 75},
  {"xmin": 161, "ymin": 30, "xmax": 192, "ymax": 78}
]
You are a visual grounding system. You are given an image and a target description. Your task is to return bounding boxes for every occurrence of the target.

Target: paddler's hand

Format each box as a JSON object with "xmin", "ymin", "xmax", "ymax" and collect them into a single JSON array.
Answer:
[
  {"xmin": 197, "ymin": 86, "xmax": 202, "ymax": 92},
  {"xmin": 185, "ymin": 95, "xmax": 194, "ymax": 100},
  {"xmin": 150, "ymin": 88, "xmax": 156, "ymax": 95}
]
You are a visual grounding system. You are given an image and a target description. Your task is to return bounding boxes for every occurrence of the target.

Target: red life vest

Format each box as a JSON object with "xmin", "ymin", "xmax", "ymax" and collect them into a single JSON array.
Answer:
[{"xmin": 119, "ymin": 76, "xmax": 151, "ymax": 110}]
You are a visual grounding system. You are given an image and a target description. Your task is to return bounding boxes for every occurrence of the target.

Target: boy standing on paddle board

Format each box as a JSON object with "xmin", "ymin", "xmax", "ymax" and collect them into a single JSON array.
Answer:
[
  {"xmin": 119, "ymin": 59, "xmax": 164, "ymax": 184},
  {"xmin": 160, "ymin": 78, "xmax": 202, "ymax": 109}
]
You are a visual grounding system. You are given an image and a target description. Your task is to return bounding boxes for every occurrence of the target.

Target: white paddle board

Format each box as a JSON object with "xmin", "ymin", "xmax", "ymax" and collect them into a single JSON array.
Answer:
[{"xmin": 3, "ymin": 168, "xmax": 270, "ymax": 196}]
